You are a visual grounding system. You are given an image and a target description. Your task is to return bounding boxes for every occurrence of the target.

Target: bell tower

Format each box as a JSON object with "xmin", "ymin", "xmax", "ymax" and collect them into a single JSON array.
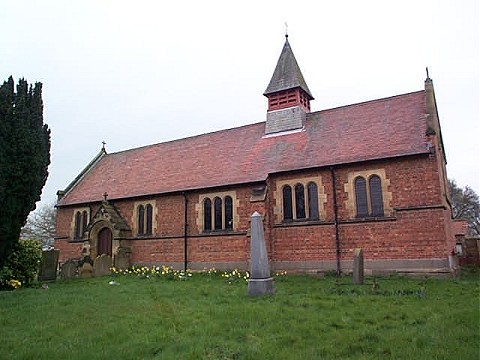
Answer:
[{"xmin": 264, "ymin": 35, "xmax": 314, "ymax": 135}]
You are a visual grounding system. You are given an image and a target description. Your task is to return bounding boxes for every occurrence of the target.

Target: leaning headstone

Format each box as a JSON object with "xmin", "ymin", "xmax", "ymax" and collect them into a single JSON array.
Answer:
[
  {"xmin": 61, "ymin": 259, "xmax": 78, "ymax": 280},
  {"xmin": 114, "ymin": 247, "xmax": 131, "ymax": 271},
  {"xmin": 248, "ymin": 211, "xmax": 275, "ymax": 296},
  {"xmin": 38, "ymin": 250, "xmax": 60, "ymax": 281},
  {"xmin": 80, "ymin": 262, "xmax": 94, "ymax": 278},
  {"xmin": 353, "ymin": 248, "xmax": 364, "ymax": 285},
  {"xmin": 94, "ymin": 254, "xmax": 112, "ymax": 277}
]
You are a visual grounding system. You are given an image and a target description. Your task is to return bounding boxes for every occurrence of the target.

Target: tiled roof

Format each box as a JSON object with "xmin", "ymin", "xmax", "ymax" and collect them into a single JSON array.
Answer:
[
  {"xmin": 57, "ymin": 90, "xmax": 429, "ymax": 206},
  {"xmin": 264, "ymin": 37, "xmax": 313, "ymax": 99}
]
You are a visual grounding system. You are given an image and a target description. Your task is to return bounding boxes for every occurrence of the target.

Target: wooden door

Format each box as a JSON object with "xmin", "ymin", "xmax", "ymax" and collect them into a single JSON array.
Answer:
[{"xmin": 97, "ymin": 227, "xmax": 112, "ymax": 256}]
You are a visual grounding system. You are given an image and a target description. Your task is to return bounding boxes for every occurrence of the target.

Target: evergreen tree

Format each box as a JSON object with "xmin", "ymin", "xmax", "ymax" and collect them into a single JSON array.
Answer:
[{"xmin": 0, "ymin": 77, "xmax": 51, "ymax": 267}]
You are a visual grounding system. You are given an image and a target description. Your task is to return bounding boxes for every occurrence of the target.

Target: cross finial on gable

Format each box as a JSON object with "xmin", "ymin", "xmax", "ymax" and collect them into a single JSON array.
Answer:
[
  {"xmin": 103, "ymin": 192, "xmax": 108, "ymax": 201},
  {"xmin": 102, "ymin": 141, "xmax": 106, "ymax": 151}
]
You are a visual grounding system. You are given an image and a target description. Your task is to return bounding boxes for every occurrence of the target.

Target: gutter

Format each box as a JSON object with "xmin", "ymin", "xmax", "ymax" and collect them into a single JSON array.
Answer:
[
  {"xmin": 183, "ymin": 192, "xmax": 188, "ymax": 271},
  {"xmin": 330, "ymin": 166, "xmax": 341, "ymax": 276}
]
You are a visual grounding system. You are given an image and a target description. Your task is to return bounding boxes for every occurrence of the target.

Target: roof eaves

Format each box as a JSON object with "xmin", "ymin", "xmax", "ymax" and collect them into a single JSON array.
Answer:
[
  {"xmin": 56, "ymin": 178, "xmax": 269, "ymax": 208},
  {"xmin": 267, "ymin": 150, "xmax": 432, "ymax": 177},
  {"xmin": 58, "ymin": 148, "xmax": 107, "ymax": 201}
]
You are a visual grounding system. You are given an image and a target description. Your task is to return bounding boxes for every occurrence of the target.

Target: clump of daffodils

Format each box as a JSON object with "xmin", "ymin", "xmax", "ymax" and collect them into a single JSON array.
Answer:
[
  {"xmin": 110, "ymin": 265, "xmax": 254, "ymax": 284},
  {"xmin": 274, "ymin": 271, "xmax": 288, "ymax": 282},
  {"xmin": 206, "ymin": 267, "xmax": 217, "ymax": 276},
  {"xmin": 7, "ymin": 279, "xmax": 21, "ymax": 289},
  {"xmin": 221, "ymin": 269, "xmax": 250, "ymax": 284},
  {"xmin": 110, "ymin": 265, "xmax": 192, "ymax": 281}
]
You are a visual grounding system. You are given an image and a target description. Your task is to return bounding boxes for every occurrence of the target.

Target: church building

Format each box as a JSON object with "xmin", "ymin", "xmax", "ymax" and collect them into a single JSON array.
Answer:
[{"xmin": 54, "ymin": 35, "xmax": 455, "ymax": 274}]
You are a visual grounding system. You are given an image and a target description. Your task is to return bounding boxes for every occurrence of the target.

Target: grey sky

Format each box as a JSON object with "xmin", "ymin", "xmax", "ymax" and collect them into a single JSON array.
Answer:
[{"xmin": 1, "ymin": 0, "xmax": 479, "ymax": 209}]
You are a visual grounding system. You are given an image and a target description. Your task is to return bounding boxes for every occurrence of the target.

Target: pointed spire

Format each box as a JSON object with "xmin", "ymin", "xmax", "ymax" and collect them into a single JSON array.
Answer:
[
  {"xmin": 264, "ymin": 36, "xmax": 313, "ymax": 99},
  {"xmin": 264, "ymin": 35, "xmax": 314, "ymax": 134}
]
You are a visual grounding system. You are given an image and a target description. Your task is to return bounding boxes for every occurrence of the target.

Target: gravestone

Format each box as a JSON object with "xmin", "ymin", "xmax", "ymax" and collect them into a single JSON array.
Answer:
[
  {"xmin": 61, "ymin": 259, "xmax": 77, "ymax": 280},
  {"xmin": 81, "ymin": 241, "xmax": 91, "ymax": 257},
  {"xmin": 114, "ymin": 247, "xmax": 131, "ymax": 271},
  {"xmin": 353, "ymin": 248, "xmax": 364, "ymax": 285},
  {"xmin": 80, "ymin": 262, "xmax": 94, "ymax": 278},
  {"xmin": 38, "ymin": 250, "xmax": 60, "ymax": 281},
  {"xmin": 248, "ymin": 211, "xmax": 275, "ymax": 296},
  {"xmin": 94, "ymin": 254, "xmax": 112, "ymax": 277}
]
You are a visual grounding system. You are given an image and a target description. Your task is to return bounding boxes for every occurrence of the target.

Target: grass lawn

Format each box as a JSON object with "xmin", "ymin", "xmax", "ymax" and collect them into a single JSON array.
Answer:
[{"xmin": 0, "ymin": 269, "xmax": 479, "ymax": 360}]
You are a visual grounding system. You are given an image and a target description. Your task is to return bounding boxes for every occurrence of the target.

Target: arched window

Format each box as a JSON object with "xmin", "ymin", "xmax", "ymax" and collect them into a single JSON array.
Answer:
[
  {"xmin": 282, "ymin": 185, "xmax": 293, "ymax": 221},
  {"xmin": 295, "ymin": 184, "xmax": 306, "ymax": 219},
  {"xmin": 281, "ymin": 181, "xmax": 321, "ymax": 222},
  {"xmin": 74, "ymin": 211, "xmax": 82, "ymax": 239},
  {"xmin": 307, "ymin": 182, "xmax": 319, "ymax": 220},
  {"xmin": 355, "ymin": 176, "xmax": 368, "ymax": 218},
  {"xmin": 225, "ymin": 196, "xmax": 233, "ymax": 230},
  {"xmin": 73, "ymin": 209, "xmax": 89, "ymax": 240},
  {"xmin": 203, "ymin": 198, "xmax": 212, "ymax": 232},
  {"xmin": 214, "ymin": 197, "xmax": 222, "ymax": 230},
  {"xmin": 81, "ymin": 211, "xmax": 88, "ymax": 236},
  {"xmin": 369, "ymin": 175, "xmax": 384, "ymax": 217},
  {"xmin": 202, "ymin": 194, "xmax": 236, "ymax": 232},
  {"xmin": 145, "ymin": 204, "xmax": 153, "ymax": 235},
  {"xmin": 138, "ymin": 205, "xmax": 145, "ymax": 235},
  {"xmin": 137, "ymin": 203, "xmax": 154, "ymax": 236}
]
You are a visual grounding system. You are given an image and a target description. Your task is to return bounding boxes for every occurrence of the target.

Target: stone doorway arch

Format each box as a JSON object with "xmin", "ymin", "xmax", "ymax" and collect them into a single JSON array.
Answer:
[{"xmin": 86, "ymin": 200, "xmax": 132, "ymax": 259}]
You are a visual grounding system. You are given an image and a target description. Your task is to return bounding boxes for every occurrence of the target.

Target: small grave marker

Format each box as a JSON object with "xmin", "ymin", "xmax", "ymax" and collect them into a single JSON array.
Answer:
[
  {"xmin": 114, "ymin": 247, "xmax": 131, "ymax": 271},
  {"xmin": 353, "ymin": 248, "xmax": 364, "ymax": 285},
  {"xmin": 94, "ymin": 254, "xmax": 112, "ymax": 277},
  {"xmin": 80, "ymin": 262, "xmax": 94, "ymax": 278},
  {"xmin": 38, "ymin": 250, "xmax": 60, "ymax": 281},
  {"xmin": 61, "ymin": 259, "xmax": 77, "ymax": 280}
]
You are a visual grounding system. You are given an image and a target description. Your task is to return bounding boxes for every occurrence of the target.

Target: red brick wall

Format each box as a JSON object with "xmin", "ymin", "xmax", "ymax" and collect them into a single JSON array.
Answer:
[
  {"xmin": 125, "ymin": 238, "xmax": 184, "ymax": 264},
  {"xmin": 188, "ymin": 235, "xmax": 249, "ymax": 263},
  {"xmin": 55, "ymin": 153, "xmax": 453, "ymax": 270},
  {"xmin": 339, "ymin": 209, "xmax": 448, "ymax": 260},
  {"xmin": 55, "ymin": 206, "xmax": 74, "ymax": 240},
  {"xmin": 271, "ymin": 225, "xmax": 336, "ymax": 261},
  {"xmin": 55, "ymin": 206, "xmax": 81, "ymax": 262},
  {"xmin": 54, "ymin": 240, "xmax": 83, "ymax": 263},
  {"xmin": 267, "ymin": 155, "xmax": 450, "ymax": 265}
]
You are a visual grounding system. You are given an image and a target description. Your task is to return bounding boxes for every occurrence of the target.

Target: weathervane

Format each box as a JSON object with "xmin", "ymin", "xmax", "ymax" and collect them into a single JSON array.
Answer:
[
  {"xmin": 285, "ymin": 22, "xmax": 288, "ymax": 39},
  {"xmin": 101, "ymin": 141, "xmax": 106, "ymax": 151}
]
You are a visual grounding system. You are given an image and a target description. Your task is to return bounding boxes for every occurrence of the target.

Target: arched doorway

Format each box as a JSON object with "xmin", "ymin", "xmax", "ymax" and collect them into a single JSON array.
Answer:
[{"xmin": 97, "ymin": 227, "xmax": 113, "ymax": 256}]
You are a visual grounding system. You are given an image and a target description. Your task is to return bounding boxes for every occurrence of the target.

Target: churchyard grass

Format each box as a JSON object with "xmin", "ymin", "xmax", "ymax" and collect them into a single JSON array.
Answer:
[{"xmin": 0, "ymin": 269, "xmax": 478, "ymax": 360}]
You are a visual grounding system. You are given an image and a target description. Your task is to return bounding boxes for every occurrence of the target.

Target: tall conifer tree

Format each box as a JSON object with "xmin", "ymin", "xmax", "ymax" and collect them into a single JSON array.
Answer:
[{"xmin": 0, "ymin": 77, "xmax": 50, "ymax": 267}]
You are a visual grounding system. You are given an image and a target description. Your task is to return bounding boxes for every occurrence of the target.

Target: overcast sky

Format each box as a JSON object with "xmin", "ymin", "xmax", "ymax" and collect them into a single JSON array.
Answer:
[{"xmin": 1, "ymin": 0, "xmax": 479, "ymax": 209}]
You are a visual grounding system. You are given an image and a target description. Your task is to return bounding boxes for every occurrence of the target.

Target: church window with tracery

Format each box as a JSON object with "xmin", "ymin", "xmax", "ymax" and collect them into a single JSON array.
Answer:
[
  {"xmin": 282, "ymin": 181, "xmax": 320, "ymax": 222},
  {"xmin": 201, "ymin": 193, "xmax": 236, "ymax": 233},
  {"xmin": 73, "ymin": 208, "xmax": 90, "ymax": 240},
  {"xmin": 137, "ymin": 203, "xmax": 154, "ymax": 236}
]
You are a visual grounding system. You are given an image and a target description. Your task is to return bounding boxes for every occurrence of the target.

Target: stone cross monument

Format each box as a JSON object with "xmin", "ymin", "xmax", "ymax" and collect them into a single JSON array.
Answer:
[{"xmin": 248, "ymin": 211, "xmax": 275, "ymax": 296}]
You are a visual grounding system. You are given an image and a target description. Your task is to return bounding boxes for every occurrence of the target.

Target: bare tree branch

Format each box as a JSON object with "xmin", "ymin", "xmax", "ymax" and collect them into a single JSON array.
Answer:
[
  {"xmin": 449, "ymin": 180, "xmax": 480, "ymax": 236},
  {"xmin": 20, "ymin": 203, "xmax": 56, "ymax": 247}
]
